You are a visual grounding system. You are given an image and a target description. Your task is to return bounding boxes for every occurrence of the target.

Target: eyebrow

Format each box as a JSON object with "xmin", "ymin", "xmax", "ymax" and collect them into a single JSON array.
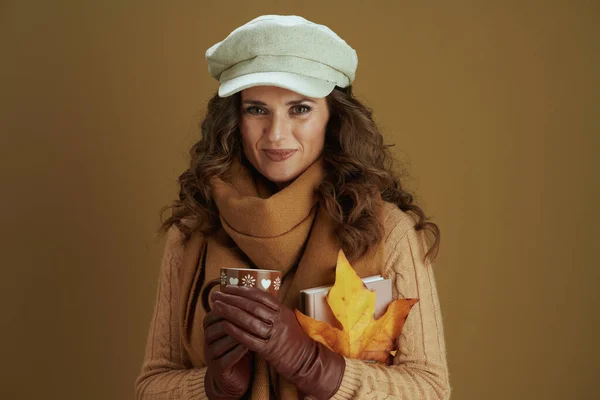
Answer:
[{"xmin": 242, "ymin": 98, "xmax": 316, "ymax": 106}]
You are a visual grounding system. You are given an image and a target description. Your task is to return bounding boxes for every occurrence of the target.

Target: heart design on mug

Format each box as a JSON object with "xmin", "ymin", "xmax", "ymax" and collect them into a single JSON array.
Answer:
[
  {"xmin": 261, "ymin": 279, "xmax": 271, "ymax": 289},
  {"xmin": 229, "ymin": 277, "xmax": 239, "ymax": 286}
]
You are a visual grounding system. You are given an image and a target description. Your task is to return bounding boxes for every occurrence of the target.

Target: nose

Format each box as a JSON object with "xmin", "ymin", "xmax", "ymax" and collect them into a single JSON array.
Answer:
[{"xmin": 265, "ymin": 112, "xmax": 291, "ymax": 143}]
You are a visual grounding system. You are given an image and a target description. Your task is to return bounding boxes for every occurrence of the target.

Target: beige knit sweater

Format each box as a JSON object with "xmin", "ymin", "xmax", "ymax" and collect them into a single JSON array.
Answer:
[{"xmin": 135, "ymin": 203, "xmax": 451, "ymax": 399}]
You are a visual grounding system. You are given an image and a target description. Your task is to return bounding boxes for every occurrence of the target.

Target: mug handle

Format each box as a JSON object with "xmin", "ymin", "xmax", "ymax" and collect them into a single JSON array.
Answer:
[{"xmin": 201, "ymin": 278, "xmax": 221, "ymax": 313}]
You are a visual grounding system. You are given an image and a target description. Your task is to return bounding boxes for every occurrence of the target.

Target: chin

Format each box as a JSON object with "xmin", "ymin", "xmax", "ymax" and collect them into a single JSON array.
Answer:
[
  {"xmin": 249, "ymin": 154, "xmax": 314, "ymax": 186},
  {"xmin": 261, "ymin": 168, "xmax": 299, "ymax": 184}
]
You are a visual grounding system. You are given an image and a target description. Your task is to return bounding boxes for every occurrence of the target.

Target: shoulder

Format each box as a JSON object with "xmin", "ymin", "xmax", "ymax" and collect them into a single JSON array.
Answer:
[
  {"xmin": 160, "ymin": 217, "xmax": 205, "ymax": 277},
  {"xmin": 379, "ymin": 202, "xmax": 421, "ymax": 267},
  {"xmin": 164, "ymin": 217, "xmax": 201, "ymax": 251},
  {"xmin": 380, "ymin": 201, "xmax": 418, "ymax": 245}
]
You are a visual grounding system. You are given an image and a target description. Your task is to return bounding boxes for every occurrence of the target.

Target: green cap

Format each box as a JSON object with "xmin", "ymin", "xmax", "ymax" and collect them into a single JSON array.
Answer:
[{"xmin": 206, "ymin": 15, "xmax": 358, "ymax": 98}]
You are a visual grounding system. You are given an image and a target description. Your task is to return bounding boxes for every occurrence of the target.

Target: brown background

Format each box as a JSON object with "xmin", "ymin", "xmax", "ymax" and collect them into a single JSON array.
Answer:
[{"xmin": 1, "ymin": 1, "xmax": 598, "ymax": 399}]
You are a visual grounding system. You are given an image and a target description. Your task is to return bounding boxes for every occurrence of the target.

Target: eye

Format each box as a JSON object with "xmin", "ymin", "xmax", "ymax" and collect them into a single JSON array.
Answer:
[
  {"xmin": 290, "ymin": 104, "xmax": 312, "ymax": 115},
  {"xmin": 245, "ymin": 106, "xmax": 267, "ymax": 115}
]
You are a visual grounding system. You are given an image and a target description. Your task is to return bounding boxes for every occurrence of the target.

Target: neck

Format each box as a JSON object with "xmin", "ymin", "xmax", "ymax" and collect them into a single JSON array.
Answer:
[{"xmin": 275, "ymin": 180, "xmax": 292, "ymax": 191}]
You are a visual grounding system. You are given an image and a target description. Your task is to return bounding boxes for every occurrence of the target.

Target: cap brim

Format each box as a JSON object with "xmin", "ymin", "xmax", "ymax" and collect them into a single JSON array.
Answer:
[{"xmin": 218, "ymin": 72, "xmax": 336, "ymax": 98}]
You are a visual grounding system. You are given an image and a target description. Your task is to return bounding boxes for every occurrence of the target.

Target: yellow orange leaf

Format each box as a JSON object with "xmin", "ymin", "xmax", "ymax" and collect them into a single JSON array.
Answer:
[{"xmin": 295, "ymin": 249, "xmax": 419, "ymax": 364}]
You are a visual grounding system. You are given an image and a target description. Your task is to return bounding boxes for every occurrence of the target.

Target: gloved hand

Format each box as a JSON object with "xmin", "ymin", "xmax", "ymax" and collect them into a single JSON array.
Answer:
[
  {"xmin": 203, "ymin": 310, "xmax": 253, "ymax": 400},
  {"xmin": 212, "ymin": 286, "xmax": 346, "ymax": 400}
]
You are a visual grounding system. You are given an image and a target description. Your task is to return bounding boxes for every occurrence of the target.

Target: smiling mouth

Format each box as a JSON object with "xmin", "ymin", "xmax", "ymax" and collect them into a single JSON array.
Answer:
[{"xmin": 262, "ymin": 149, "xmax": 297, "ymax": 161}]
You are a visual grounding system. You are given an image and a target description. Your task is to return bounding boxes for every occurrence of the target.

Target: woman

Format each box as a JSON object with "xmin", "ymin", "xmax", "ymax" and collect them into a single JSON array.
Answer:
[{"xmin": 135, "ymin": 15, "xmax": 450, "ymax": 400}]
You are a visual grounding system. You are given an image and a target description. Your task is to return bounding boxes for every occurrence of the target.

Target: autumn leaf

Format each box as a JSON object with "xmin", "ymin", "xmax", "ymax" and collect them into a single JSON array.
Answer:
[{"xmin": 295, "ymin": 249, "xmax": 419, "ymax": 364}]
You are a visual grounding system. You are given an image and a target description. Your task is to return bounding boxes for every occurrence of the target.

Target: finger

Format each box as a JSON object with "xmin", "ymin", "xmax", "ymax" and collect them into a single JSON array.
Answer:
[
  {"xmin": 203, "ymin": 310, "xmax": 224, "ymax": 330},
  {"xmin": 222, "ymin": 320, "xmax": 267, "ymax": 355},
  {"xmin": 207, "ymin": 334, "xmax": 240, "ymax": 361},
  {"xmin": 212, "ymin": 290, "xmax": 276, "ymax": 323},
  {"xmin": 204, "ymin": 320, "xmax": 229, "ymax": 345},
  {"xmin": 221, "ymin": 285, "xmax": 280, "ymax": 311},
  {"xmin": 213, "ymin": 299, "xmax": 272, "ymax": 339},
  {"xmin": 215, "ymin": 342, "xmax": 249, "ymax": 371}
]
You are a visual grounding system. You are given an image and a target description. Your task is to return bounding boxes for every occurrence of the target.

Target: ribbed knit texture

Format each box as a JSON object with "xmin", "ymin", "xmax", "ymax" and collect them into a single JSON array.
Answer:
[{"xmin": 135, "ymin": 202, "xmax": 451, "ymax": 399}]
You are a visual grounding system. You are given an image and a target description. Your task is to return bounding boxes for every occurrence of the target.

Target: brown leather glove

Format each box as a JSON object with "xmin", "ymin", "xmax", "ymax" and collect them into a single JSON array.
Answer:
[
  {"xmin": 203, "ymin": 310, "xmax": 253, "ymax": 400},
  {"xmin": 212, "ymin": 286, "xmax": 346, "ymax": 400}
]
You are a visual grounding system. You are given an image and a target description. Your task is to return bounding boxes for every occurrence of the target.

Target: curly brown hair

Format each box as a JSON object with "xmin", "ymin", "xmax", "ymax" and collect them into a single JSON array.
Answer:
[{"xmin": 158, "ymin": 86, "xmax": 440, "ymax": 263}]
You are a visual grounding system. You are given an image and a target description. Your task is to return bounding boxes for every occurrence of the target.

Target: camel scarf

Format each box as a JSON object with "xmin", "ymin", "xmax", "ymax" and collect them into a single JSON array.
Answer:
[{"xmin": 178, "ymin": 158, "xmax": 383, "ymax": 399}]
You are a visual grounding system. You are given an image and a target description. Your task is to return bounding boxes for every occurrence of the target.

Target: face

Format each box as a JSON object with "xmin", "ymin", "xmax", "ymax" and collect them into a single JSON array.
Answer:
[{"xmin": 239, "ymin": 86, "xmax": 330, "ymax": 187}]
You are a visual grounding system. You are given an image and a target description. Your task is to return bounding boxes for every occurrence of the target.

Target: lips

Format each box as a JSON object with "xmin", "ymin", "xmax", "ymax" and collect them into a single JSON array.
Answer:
[{"xmin": 262, "ymin": 149, "xmax": 297, "ymax": 161}]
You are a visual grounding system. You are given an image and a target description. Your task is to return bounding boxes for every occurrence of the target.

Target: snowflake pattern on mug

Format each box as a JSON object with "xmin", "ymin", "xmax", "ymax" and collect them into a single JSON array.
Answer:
[
  {"xmin": 220, "ymin": 271, "xmax": 227, "ymax": 285},
  {"xmin": 242, "ymin": 274, "xmax": 256, "ymax": 287},
  {"xmin": 274, "ymin": 276, "xmax": 281, "ymax": 291}
]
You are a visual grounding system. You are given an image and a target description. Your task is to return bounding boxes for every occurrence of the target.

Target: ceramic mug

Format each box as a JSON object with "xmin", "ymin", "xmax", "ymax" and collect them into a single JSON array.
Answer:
[{"xmin": 201, "ymin": 267, "xmax": 283, "ymax": 312}]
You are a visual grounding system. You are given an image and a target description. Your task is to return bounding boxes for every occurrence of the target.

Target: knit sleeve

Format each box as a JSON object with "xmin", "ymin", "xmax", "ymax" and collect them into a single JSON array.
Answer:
[
  {"xmin": 331, "ymin": 223, "xmax": 451, "ymax": 400},
  {"xmin": 134, "ymin": 226, "xmax": 208, "ymax": 400}
]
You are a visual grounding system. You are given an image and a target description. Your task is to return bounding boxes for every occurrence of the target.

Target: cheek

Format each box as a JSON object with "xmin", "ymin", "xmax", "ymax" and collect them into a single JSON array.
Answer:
[
  {"xmin": 240, "ymin": 120, "xmax": 262, "ymax": 148},
  {"xmin": 297, "ymin": 119, "xmax": 327, "ymax": 148}
]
